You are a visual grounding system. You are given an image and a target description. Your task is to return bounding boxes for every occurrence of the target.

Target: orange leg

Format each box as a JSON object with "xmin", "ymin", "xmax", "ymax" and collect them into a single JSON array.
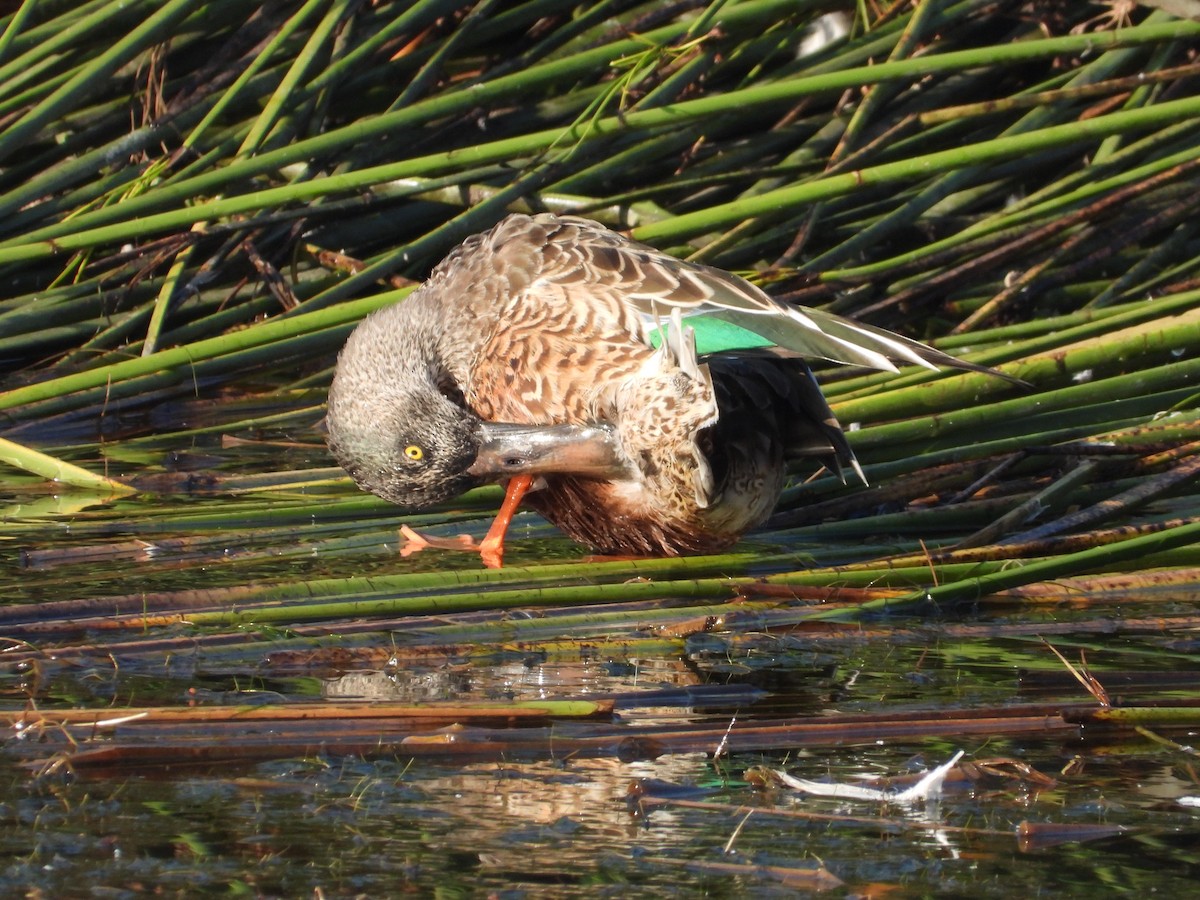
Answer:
[
  {"xmin": 397, "ymin": 474, "xmax": 535, "ymax": 568},
  {"xmin": 479, "ymin": 474, "xmax": 534, "ymax": 569}
]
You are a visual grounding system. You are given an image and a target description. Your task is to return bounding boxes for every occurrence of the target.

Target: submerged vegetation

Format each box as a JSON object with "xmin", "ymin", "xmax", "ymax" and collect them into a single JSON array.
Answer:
[{"xmin": 1, "ymin": 1, "xmax": 1199, "ymax": 895}]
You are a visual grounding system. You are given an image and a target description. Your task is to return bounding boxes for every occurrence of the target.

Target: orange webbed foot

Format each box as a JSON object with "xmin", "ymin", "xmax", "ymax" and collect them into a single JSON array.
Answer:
[{"xmin": 397, "ymin": 474, "xmax": 535, "ymax": 569}]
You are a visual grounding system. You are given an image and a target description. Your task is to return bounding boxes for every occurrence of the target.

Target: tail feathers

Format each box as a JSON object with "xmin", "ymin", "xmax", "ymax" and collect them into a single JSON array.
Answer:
[
  {"xmin": 709, "ymin": 357, "xmax": 866, "ymax": 488},
  {"xmin": 782, "ymin": 362, "xmax": 865, "ymax": 485}
]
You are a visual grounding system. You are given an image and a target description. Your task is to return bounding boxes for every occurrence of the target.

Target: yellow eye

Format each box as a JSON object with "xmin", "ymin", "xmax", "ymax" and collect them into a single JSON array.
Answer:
[{"xmin": 403, "ymin": 445, "xmax": 424, "ymax": 461}]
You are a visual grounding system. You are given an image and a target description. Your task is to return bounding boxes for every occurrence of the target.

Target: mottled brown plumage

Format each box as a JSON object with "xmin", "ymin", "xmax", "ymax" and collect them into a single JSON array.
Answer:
[{"xmin": 327, "ymin": 213, "xmax": 1002, "ymax": 564}]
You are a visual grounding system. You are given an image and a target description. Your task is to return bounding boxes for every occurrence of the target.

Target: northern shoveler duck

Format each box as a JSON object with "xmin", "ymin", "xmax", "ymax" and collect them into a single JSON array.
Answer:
[{"xmin": 326, "ymin": 213, "xmax": 1005, "ymax": 567}]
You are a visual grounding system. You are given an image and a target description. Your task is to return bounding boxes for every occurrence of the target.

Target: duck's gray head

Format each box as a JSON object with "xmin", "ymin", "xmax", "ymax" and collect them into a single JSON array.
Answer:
[
  {"xmin": 326, "ymin": 306, "xmax": 483, "ymax": 509},
  {"xmin": 327, "ymin": 301, "xmax": 634, "ymax": 510}
]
